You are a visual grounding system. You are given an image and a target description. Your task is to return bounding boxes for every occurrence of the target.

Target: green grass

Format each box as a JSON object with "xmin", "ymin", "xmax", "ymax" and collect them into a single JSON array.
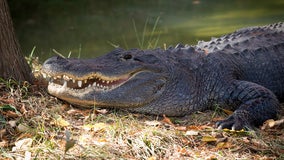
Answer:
[{"xmin": 132, "ymin": 16, "xmax": 161, "ymax": 49}]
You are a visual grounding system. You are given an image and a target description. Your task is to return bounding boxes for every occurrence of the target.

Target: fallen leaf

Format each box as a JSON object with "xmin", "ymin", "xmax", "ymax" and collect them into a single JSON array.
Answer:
[
  {"xmin": 78, "ymin": 133, "xmax": 93, "ymax": 144},
  {"xmin": 1, "ymin": 105, "xmax": 21, "ymax": 118},
  {"xmin": 200, "ymin": 125, "xmax": 215, "ymax": 131},
  {"xmin": 98, "ymin": 138, "xmax": 108, "ymax": 143},
  {"xmin": 212, "ymin": 117, "xmax": 224, "ymax": 122},
  {"xmin": 93, "ymin": 138, "xmax": 108, "ymax": 146},
  {"xmin": 0, "ymin": 98, "xmax": 14, "ymax": 104},
  {"xmin": 83, "ymin": 123, "xmax": 109, "ymax": 132},
  {"xmin": 161, "ymin": 114, "xmax": 175, "ymax": 126},
  {"xmin": 175, "ymin": 126, "xmax": 187, "ymax": 131},
  {"xmin": 181, "ymin": 137, "xmax": 192, "ymax": 145},
  {"xmin": 222, "ymin": 109, "xmax": 234, "ymax": 115},
  {"xmin": 185, "ymin": 130, "xmax": 199, "ymax": 136},
  {"xmin": 24, "ymin": 151, "xmax": 32, "ymax": 160},
  {"xmin": 20, "ymin": 104, "xmax": 28, "ymax": 115},
  {"xmin": 144, "ymin": 120, "xmax": 161, "ymax": 126},
  {"xmin": 60, "ymin": 104, "xmax": 69, "ymax": 111},
  {"xmin": 17, "ymin": 123, "xmax": 30, "ymax": 132},
  {"xmin": 92, "ymin": 123, "xmax": 109, "ymax": 132},
  {"xmin": 242, "ymin": 137, "xmax": 250, "ymax": 143},
  {"xmin": 12, "ymin": 138, "xmax": 33, "ymax": 152},
  {"xmin": 222, "ymin": 128, "xmax": 248, "ymax": 136},
  {"xmin": 206, "ymin": 155, "xmax": 218, "ymax": 160},
  {"xmin": 261, "ymin": 118, "xmax": 284, "ymax": 130},
  {"xmin": 251, "ymin": 138, "xmax": 268, "ymax": 148},
  {"xmin": 0, "ymin": 129, "xmax": 6, "ymax": 138},
  {"xmin": 216, "ymin": 142, "xmax": 233, "ymax": 149},
  {"xmin": 178, "ymin": 147, "xmax": 191, "ymax": 156},
  {"xmin": 0, "ymin": 140, "xmax": 8, "ymax": 147},
  {"xmin": 216, "ymin": 137, "xmax": 228, "ymax": 143},
  {"xmin": 94, "ymin": 109, "xmax": 108, "ymax": 114},
  {"xmin": 186, "ymin": 125, "xmax": 202, "ymax": 130},
  {"xmin": 262, "ymin": 119, "xmax": 276, "ymax": 128},
  {"xmin": 201, "ymin": 136, "xmax": 217, "ymax": 142},
  {"xmin": 67, "ymin": 109, "xmax": 91, "ymax": 117},
  {"xmin": 147, "ymin": 156, "xmax": 157, "ymax": 160},
  {"xmin": 17, "ymin": 133, "xmax": 33, "ymax": 139},
  {"xmin": 4, "ymin": 110, "xmax": 20, "ymax": 118},
  {"xmin": 52, "ymin": 116, "xmax": 70, "ymax": 127},
  {"xmin": 8, "ymin": 120, "xmax": 17, "ymax": 127},
  {"xmin": 82, "ymin": 124, "xmax": 94, "ymax": 131}
]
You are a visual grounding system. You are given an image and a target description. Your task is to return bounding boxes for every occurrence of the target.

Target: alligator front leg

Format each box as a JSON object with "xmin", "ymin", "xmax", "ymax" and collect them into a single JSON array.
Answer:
[{"xmin": 216, "ymin": 81, "xmax": 280, "ymax": 130}]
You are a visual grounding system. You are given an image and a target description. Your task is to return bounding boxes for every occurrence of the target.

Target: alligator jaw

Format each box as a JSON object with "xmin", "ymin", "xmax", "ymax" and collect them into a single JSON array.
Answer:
[
  {"xmin": 42, "ymin": 68, "xmax": 166, "ymax": 107},
  {"xmin": 42, "ymin": 71, "xmax": 135, "ymax": 93},
  {"xmin": 41, "ymin": 71, "xmax": 144, "ymax": 106}
]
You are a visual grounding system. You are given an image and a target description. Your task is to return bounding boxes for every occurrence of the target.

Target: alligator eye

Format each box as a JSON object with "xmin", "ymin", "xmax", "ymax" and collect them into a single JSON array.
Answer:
[{"xmin": 123, "ymin": 54, "xmax": 132, "ymax": 60}]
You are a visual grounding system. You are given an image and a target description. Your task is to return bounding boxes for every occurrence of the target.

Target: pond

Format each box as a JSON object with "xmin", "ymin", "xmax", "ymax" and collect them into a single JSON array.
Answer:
[{"xmin": 9, "ymin": 0, "xmax": 284, "ymax": 60}]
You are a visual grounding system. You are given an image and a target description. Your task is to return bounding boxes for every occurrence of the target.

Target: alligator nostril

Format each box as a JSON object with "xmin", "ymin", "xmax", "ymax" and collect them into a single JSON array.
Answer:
[{"xmin": 123, "ymin": 54, "xmax": 132, "ymax": 60}]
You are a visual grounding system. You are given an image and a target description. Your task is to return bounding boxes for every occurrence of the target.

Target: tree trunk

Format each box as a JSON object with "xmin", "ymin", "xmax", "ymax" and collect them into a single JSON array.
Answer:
[{"xmin": 0, "ymin": 0, "xmax": 33, "ymax": 83}]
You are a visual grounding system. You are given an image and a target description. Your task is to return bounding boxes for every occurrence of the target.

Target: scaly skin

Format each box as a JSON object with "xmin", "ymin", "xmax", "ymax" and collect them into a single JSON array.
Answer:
[{"xmin": 42, "ymin": 22, "xmax": 284, "ymax": 130}]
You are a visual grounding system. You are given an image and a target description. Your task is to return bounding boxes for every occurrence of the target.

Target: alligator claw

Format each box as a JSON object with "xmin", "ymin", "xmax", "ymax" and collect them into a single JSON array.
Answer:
[{"xmin": 216, "ymin": 114, "xmax": 254, "ymax": 130}]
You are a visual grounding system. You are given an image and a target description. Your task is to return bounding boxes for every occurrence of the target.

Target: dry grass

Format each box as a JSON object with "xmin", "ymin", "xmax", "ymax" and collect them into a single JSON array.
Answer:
[{"xmin": 0, "ymin": 60, "xmax": 283, "ymax": 159}]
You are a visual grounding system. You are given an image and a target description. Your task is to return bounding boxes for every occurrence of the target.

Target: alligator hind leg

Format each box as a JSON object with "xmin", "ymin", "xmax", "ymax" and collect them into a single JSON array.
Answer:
[{"xmin": 216, "ymin": 81, "xmax": 280, "ymax": 130}]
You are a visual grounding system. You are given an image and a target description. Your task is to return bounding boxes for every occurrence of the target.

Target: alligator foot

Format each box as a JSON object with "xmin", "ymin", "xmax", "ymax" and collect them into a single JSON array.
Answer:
[
  {"xmin": 216, "ymin": 81, "xmax": 280, "ymax": 130},
  {"xmin": 216, "ymin": 111, "xmax": 255, "ymax": 130}
]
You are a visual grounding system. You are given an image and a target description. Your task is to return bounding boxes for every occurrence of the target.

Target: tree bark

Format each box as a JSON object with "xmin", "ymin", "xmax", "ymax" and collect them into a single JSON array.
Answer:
[{"xmin": 0, "ymin": 0, "xmax": 33, "ymax": 83}]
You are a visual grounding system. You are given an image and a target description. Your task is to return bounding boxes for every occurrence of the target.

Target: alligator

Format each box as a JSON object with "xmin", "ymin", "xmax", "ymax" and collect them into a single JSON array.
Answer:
[{"xmin": 42, "ymin": 22, "xmax": 284, "ymax": 130}]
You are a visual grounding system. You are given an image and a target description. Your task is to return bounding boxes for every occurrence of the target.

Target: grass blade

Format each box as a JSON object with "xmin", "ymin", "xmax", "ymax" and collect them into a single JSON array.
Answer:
[{"xmin": 132, "ymin": 19, "xmax": 142, "ymax": 48}]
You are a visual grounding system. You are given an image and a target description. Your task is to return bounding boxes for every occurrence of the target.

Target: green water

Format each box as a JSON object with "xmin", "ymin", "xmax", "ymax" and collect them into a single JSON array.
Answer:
[{"xmin": 9, "ymin": 0, "xmax": 284, "ymax": 60}]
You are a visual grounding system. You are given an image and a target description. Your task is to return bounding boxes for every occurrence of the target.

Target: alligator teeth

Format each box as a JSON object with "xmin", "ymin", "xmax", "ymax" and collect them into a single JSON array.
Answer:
[
  {"xmin": 44, "ymin": 72, "xmax": 128, "ymax": 91},
  {"xmin": 62, "ymin": 80, "xmax": 67, "ymax": 88},
  {"xmin": 78, "ymin": 80, "xmax": 82, "ymax": 87},
  {"xmin": 63, "ymin": 75, "xmax": 70, "ymax": 80}
]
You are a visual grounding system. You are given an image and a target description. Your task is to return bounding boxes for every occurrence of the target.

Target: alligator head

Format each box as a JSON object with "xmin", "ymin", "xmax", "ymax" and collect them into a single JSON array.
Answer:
[{"xmin": 41, "ymin": 48, "xmax": 172, "ymax": 109}]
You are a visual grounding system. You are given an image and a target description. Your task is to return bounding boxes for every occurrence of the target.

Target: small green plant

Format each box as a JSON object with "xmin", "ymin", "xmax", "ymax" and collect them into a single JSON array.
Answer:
[
  {"xmin": 132, "ymin": 16, "xmax": 161, "ymax": 49},
  {"xmin": 77, "ymin": 44, "xmax": 82, "ymax": 58},
  {"xmin": 26, "ymin": 46, "xmax": 36, "ymax": 67},
  {"xmin": 0, "ymin": 78, "xmax": 29, "ymax": 98},
  {"xmin": 52, "ymin": 44, "xmax": 82, "ymax": 58},
  {"xmin": 211, "ymin": 104, "xmax": 234, "ymax": 119}
]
